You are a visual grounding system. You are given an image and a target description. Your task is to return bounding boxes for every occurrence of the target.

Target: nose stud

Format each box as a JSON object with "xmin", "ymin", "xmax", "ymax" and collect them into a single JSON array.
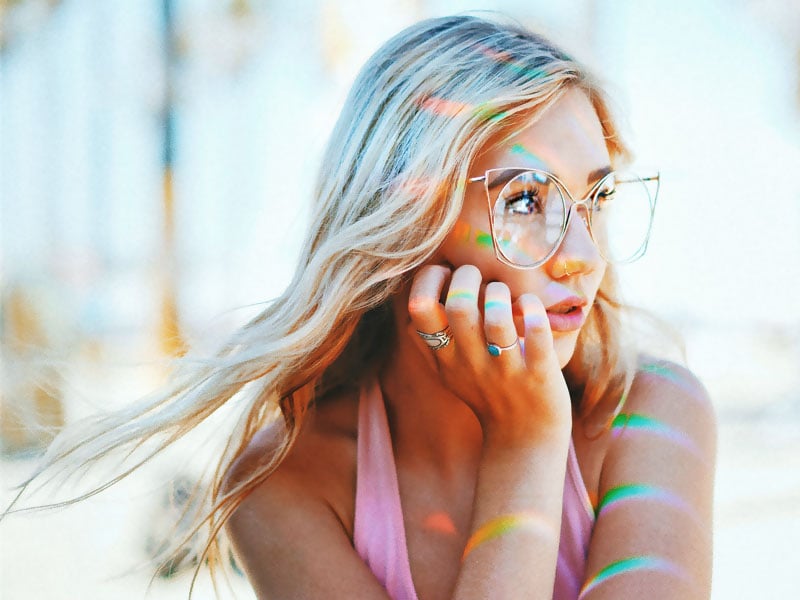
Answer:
[{"xmin": 558, "ymin": 259, "xmax": 582, "ymax": 278}]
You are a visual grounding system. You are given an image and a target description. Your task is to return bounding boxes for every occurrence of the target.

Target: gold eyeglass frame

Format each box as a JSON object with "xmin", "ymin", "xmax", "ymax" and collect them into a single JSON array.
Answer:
[{"xmin": 467, "ymin": 168, "xmax": 660, "ymax": 269}]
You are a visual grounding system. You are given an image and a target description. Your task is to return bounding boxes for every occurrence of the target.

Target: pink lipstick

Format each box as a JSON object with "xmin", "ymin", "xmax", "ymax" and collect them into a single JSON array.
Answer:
[{"xmin": 545, "ymin": 296, "xmax": 587, "ymax": 332}]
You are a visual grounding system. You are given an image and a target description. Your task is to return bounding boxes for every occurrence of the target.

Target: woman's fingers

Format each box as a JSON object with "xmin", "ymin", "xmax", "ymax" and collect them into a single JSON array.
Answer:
[
  {"xmin": 408, "ymin": 265, "xmax": 456, "ymax": 366},
  {"xmin": 483, "ymin": 282, "xmax": 524, "ymax": 371},
  {"xmin": 517, "ymin": 293, "xmax": 558, "ymax": 372},
  {"xmin": 444, "ymin": 265, "xmax": 485, "ymax": 361}
]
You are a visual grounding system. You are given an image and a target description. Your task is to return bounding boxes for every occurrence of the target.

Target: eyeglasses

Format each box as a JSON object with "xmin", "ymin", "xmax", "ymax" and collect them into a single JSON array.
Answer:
[{"xmin": 468, "ymin": 168, "xmax": 660, "ymax": 269}]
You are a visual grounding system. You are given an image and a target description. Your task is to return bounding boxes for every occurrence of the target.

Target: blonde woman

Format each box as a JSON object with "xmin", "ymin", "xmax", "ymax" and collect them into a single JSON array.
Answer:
[{"xmin": 14, "ymin": 14, "xmax": 715, "ymax": 600}]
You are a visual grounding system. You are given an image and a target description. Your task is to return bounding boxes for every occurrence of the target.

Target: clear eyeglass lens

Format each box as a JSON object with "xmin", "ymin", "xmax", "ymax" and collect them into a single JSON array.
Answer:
[
  {"xmin": 490, "ymin": 170, "xmax": 565, "ymax": 267},
  {"xmin": 490, "ymin": 169, "xmax": 655, "ymax": 267},
  {"xmin": 589, "ymin": 171, "xmax": 654, "ymax": 263}
]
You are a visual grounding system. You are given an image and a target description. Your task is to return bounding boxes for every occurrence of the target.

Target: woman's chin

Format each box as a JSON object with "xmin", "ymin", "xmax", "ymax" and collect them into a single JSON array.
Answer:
[{"xmin": 553, "ymin": 332, "xmax": 579, "ymax": 369}]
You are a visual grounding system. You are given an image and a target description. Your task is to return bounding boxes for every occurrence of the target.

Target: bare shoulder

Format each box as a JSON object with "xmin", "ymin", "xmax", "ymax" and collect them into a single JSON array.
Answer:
[
  {"xmin": 223, "ymin": 388, "xmax": 387, "ymax": 599},
  {"xmin": 583, "ymin": 357, "xmax": 717, "ymax": 599},
  {"xmin": 619, "ymin": 356, "xmax": 717, "ymax": 455},
  {"xmin": 224, "ymin": 387, "xmax": 360, "ymax": 534},
  {"xmin": 602, "ymin": 355, "xmax": 717, "ymax": 486}
]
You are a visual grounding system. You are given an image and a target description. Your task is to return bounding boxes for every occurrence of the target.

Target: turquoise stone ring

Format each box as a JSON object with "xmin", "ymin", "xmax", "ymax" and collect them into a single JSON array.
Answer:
[{"xmin": 487, "ymin": 339, "xmax": 519, "ymax": 357}]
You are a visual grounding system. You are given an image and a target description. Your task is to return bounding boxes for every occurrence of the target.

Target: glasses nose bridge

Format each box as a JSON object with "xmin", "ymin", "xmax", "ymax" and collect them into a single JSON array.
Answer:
[{"xmin": 562, "ymin": 188, "xmax": 593, "ymax": 229}]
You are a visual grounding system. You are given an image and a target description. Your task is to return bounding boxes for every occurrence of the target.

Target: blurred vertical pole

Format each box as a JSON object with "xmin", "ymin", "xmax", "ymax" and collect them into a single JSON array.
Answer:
[{"xmin": 159, "ymin": 0, "xmax": 184, "ymax": 356}]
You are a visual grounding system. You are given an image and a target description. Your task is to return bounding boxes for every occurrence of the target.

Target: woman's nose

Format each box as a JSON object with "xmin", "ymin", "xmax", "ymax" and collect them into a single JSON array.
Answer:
[{"xmin": 547, "ymin": 203, "xmax": 603, "ymax": 279}]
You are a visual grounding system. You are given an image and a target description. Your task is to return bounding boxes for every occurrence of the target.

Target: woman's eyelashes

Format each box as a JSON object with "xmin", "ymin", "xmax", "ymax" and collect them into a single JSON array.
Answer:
[{"xmin": 504, "ymin": 188, "xmax": 543, "ymax": 215}]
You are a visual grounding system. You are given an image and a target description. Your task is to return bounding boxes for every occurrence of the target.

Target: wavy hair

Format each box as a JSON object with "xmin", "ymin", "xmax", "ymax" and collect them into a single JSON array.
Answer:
[{"xmin": 6, "ymin": 14, "xmax": 637, "ymax": 592}]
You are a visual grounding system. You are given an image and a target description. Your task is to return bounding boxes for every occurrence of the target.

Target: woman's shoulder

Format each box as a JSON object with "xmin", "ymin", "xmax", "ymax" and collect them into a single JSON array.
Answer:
[
  {"xmin": 626, "ymin": 355, "xmax": 715, "ymax": 425},
  {"xmin": 224, "ymin": 386, "xmax": 362, "ymax": 537},
  {"xmin": 221, "ymin": 387, "xmax": 398, "ymax": 597},
  {"xmin": 605, "ymin": 355, "xmax": 717, "ymax": 466}
]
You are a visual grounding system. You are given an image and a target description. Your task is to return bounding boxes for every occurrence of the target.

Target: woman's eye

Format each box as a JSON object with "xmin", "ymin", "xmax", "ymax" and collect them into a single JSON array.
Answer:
[
  {"xmin": 593, "ymin": 188, "xmax": 616, "ymax": 211},
  {"xmin": 504, "ymin": 189, "xmax": 542, "ymax": 215}
]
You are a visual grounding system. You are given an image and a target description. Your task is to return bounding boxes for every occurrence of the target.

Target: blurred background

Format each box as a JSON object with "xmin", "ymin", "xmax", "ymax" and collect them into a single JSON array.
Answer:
[{"xmin": 1, "ymin": 0, "xmax": 798, "ymax": 598}]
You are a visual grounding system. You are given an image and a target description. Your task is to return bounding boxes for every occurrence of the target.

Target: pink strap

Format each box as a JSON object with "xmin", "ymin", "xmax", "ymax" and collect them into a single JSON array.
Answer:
[
  {"xmin": 354, "ymin": 376, "xmax": 595, "ymax": 600},
  {"xmin": 353, "ymin": 377, "xmax": 419, "ymax": 600}
]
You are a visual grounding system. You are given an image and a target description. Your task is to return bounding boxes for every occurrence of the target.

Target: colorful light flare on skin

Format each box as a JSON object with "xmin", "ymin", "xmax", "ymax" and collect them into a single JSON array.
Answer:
[
  {"xmin": 611, "ymin": 413, "xmax": 701, "ymax": 458},
  {"xmin": 422, "ymin": 511, "xmax": 457, "ymax": 536},
  {"xmin": 595, "ymin": 484, "xmax": 694, "ymax": 521},
  {"xmin": 484, "ymin": 300, "xmax": 511, "ymax": 311},
  {"xmin": 446, "ymin": 289, "xmax": 476, "ymax": 302},
  {"xmin": 638, "ymin": 362, "xmax": 710, "ymax": 403},
  {"xmin": 461, "ymin": 512, "xmax": 555, "ymax": 561},
  {"xmin": 449, "ymin": 222, "xmax": 496, "ymax": 249},
  {"xmin": 578, "ymin": 556, "xmax": 684, "ymax": 598},
  {"xmin": 510, "ymin": 143, "xmax": 547, "ymax": 167},
  {"xmin": 475, "ymin": 231, "xmax": 493, "ymax": 248}
]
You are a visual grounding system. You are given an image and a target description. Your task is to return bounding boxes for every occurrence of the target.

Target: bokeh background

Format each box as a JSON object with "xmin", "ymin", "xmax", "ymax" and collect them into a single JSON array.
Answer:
[{"xmin": 1, "ymin": 0, "xmax": 799, "ymax": 598}]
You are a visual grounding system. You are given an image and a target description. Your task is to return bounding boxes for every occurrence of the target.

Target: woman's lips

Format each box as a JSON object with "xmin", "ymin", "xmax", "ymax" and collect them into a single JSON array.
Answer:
[
  {"xmin": 545, "ymin": 296, "xmax": 587, "ymax": 333},
  {"xmin": 546, "ymin": 307, "xmax": 586, "ymax": 332}
]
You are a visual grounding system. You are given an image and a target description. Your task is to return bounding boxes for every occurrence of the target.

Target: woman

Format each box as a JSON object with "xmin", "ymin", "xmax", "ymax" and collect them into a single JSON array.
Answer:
[{"xmin": 16, "ymin": 14, "xmax": 716, "ymax": 600}]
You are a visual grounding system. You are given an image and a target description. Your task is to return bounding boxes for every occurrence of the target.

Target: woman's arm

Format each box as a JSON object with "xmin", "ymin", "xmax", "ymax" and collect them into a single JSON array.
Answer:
[
  {"xmin": 410, "ymin": 264, "xmax": 575, "ymax": 598},
  {"xmin": 229, "ymin": 263, "xmax": 576, "ymax": 599},
  {"xmin": 581, "ymin": 361, "xmax": 717, "ymax": 599}
]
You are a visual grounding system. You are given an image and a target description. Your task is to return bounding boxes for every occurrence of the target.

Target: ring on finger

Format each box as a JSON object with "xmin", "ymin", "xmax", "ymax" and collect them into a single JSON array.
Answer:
[
  {"xmin": 486, "ymin": 338, "xmax": 519, "ymax": 357},
  {"xmin": 416, "ymin": 326, "xmax": 453, "ymax": 351}
]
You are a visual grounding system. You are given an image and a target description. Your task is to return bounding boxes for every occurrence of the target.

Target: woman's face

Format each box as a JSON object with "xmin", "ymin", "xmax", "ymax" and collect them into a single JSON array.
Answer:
[{"xmin": 438, "ymin": 87, "xmax": 611, "ymax": 368}]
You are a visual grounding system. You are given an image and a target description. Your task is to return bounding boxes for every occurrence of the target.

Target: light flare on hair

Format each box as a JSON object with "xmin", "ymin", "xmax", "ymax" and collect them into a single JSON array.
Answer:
[{"xmin": 416, "ymin": 95, "xmax": 472, "ymax": 117}]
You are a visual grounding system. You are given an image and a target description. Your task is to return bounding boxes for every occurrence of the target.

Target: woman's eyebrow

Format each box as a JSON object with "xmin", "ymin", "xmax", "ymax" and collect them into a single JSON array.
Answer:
[
  {"xmin": 485, "ymin": 168, "xmax": 527, "ymax": 190},
  {"xmin": 587, "ymin": 165, "xmax": 612, "ymax": 184}
]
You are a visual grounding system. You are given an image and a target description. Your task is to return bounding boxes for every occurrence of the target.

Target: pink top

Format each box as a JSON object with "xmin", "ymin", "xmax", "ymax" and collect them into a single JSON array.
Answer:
[{"xmin": 353, "ymin": 376, "xmax": 595, "ymax": 600}]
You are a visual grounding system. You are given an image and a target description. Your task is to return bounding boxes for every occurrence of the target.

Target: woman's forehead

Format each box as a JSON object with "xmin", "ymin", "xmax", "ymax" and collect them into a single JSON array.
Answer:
[{"xmin": 471, "ymin": 89, "xmax": 611, "ymax": 186}]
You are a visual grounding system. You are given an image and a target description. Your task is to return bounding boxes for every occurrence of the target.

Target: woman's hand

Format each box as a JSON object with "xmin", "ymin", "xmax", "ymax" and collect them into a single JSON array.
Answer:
[{"xmin": 407, "ymin": 263, "xmax": 572, "ymax": 448}]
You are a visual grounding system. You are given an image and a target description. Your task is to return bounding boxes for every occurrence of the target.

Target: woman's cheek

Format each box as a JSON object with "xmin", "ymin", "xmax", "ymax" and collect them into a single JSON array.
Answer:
[{"xmin": 442, "ymin": 220, "xmax": 499, "ymax": 267}]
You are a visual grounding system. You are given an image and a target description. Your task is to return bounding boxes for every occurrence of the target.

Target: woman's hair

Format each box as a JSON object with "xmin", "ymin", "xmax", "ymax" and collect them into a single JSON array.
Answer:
[{"xmin": 7, "ymin": 13, "xmax": 636, "ymax": 591}]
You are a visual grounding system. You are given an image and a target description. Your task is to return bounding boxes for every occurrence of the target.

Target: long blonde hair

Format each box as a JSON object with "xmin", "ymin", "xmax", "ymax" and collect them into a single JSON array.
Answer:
[{"xmin": 9, "ymin": 14, "xmax": 636, "ymax": 592}]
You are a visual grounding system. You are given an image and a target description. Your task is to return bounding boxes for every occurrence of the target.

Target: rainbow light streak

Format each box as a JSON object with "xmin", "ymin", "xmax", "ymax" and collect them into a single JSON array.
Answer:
[
  {"xmin": 462, "ymin": 512, "xmax": 554, "ymax": 561},
  {"xmin": 579, "ymin": 556, "xmax": 682, "ymax": 598},
  {"xmin": 473, "ymin": 102, "xmax": 508, "ymax": 123},
  {"xmin": 639, "ymin": 362, "xmax": 678, "ymax": 380},
  {"xmin": 447, "ymin": 290, "xmax": 476, "ymax": 302},
  {"xmin": 474, "ymin": 43, "xmax": 547, "ymax": 80},
  {"xmin": 611, "ymin": 413, "xmax": 700, "ymax": 458},
  {"xmin": 451, "ymin": 221, "xmax": 472, "ymax": 242},
  {"xmin": 595, "ymin": 484, "xmax": 692, "ymax": 520},
  {"xmin": 484, "ymin": 300, "xmax": 510, "ymax": 311},
  {"xmin": 394, "ymin": 176, "xmax": 434, "ymax": 198},
  {"xmin": 475, "ymin": 231, "xmax": 493, "ymax": 247},
  {"xmin": 504, "ymin": 148, "xmax": 551, "ymax": 186},
  {"xmin": 449, "ymin": 222, "xmax": 497, "ymax": 250},
  {"xmin": 423, "ymin": 511, "xmax": 457, "ymax": 536},
  {"xmin": 416, "ymin": 90, "xmax": 507, "ymax": 124},
  {"xmin": 510, "ymin": 143, "xmax": 547, "ymax": 165},
  {"xmin": 638, "ymin": 362, "xmax": 706, "ymax": 401},
  {"xmin": 417, "ymin": 95, "xmax": 471, "ymax": 117}
]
